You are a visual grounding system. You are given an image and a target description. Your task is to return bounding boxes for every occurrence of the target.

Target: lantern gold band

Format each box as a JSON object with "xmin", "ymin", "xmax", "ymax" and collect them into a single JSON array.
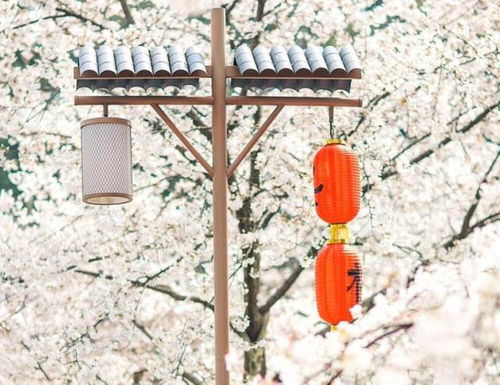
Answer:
[
  {"xmin": 81, "ymin": 117, "xmax": 131, "ymax": 129},
  {"xmin": 327, "ymin": 223, "xmax": 350, "ymax": 244},
  {"xmin": 83, "ymin": 193, "xmax": 132, "ymax": 205},
  {"xmin": 326, "ymin": 139, "xmax": 345, "ymax": 145}
]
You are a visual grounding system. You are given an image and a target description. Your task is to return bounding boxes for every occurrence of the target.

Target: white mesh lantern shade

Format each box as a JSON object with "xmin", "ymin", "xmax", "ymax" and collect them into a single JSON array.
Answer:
[{"xmin": 81, "ymin": 117, "xmax": 132, "ymax": 205}]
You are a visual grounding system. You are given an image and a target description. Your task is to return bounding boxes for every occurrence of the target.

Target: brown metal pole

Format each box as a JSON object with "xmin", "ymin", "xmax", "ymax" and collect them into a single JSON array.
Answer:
[{"xmin": 211, "ymin": 8, "xmax": 230, "ymax": 385}]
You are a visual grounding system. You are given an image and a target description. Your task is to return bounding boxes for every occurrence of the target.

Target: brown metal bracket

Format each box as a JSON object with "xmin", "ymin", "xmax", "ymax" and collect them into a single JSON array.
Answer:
[
  {"xmin": 151, "ymin": 104, "xmax": 213, "ymax": 176},
  {"xmin": 227, "ymin": 105, "xmax": 284, "ymax": 177}
]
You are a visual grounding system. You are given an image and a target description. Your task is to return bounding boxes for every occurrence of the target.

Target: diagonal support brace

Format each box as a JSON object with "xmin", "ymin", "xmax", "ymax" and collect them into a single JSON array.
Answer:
[
  {"xmin": 227, "ymin": 104, "xmax": 284, "ymax": 178},
  {"xmin": 151, "ymin": 104, "xmax": 213, "ymax": 176}
]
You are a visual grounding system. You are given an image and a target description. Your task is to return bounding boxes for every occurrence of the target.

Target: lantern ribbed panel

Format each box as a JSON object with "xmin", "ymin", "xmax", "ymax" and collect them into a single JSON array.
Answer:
[
  {"xmin": 315, "ymin": 243, "xmax": 362, "ymax": 325},
  {"xmin": 313, "ymin": 142, "xmax": 360, "ymax": 224},
  {"xmin": 81, "ymin": 118, "xmax": 132, "ymax": 205}
]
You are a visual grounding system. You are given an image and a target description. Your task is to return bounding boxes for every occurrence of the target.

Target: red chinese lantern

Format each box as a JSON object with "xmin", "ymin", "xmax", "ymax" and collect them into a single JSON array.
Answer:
[
  {"xmin": 315, "ymin": 242, "xmax": 362, "ymax": 325},
  {"xmin": 313, "ymin": 140, "xmax": 360, "ymax": 224},
  {"xmin": 312, "ymin": 133, "xmax": 363, "ymax": 327}
]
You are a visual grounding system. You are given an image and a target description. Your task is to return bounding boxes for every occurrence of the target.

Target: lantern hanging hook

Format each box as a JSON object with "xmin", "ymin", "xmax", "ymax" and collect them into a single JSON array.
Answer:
[
  {"xmin": 328, "ymin": 106, "xmax": 335, "ymax": 139},
  {"xmin": 103, "ymin": 104, "xmax": 109, "ymax": 117}
]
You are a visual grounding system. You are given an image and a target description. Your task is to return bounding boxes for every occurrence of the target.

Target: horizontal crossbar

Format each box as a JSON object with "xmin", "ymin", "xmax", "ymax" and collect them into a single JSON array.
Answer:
[
  {"xmin": 74, "ymin": 96, "xmax": 214, "ymax": 105},
  {"xmin": 226, "ymin": 96, "xmax": 362, "ymax": 107},
  {"xmin": 74, "ymin": 95, "xmax": 361, "ymax": 107}
]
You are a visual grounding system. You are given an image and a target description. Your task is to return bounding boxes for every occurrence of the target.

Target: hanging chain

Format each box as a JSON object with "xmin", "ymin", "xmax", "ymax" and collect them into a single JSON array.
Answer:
[{"xmin": 328, "ymin": 106, "xmax": 335, "ymax": 139}]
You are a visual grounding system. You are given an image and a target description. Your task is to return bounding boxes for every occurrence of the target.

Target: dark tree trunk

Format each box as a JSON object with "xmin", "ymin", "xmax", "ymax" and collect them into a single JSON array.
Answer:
[
  {"xmin": 236, "ymin": 130, "xmax": 271, "ymax": 381},
  {"xmin": 244, "ymin": 346, "xmax": 266, "ymax": 381},
  {"xmin": 232, "ymin": 2, "xmax": 270, "ymax": 380}
]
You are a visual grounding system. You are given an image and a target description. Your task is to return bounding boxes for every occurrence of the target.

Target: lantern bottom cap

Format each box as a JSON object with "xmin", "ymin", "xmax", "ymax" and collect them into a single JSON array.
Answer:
[{"xmin": 83, "ymin": 193, "xmax": 132, "ymax": 205}]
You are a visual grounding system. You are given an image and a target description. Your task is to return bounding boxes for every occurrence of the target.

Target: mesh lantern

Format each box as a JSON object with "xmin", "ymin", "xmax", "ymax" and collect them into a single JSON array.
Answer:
[
  {"xmin": 313, "ymin": 139, "xmax": 360, "ymax": 226},
  {"xmin": 315, "ymin": 243, "xmax": 362, "ymax": 325},
  {"xmin": 80, "ymin": 117, "xmax": 133, "ymax": 205}
]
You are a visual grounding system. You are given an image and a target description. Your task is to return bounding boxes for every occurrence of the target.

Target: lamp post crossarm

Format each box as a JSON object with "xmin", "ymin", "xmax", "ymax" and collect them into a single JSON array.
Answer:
[
  {"xmin": 74, "ymin": 95, "xmax": 214, "ymax": 106},
  {"xmin": 74, "ymin": 95, "xmax": 361, "ymax": 108},
  {"xmin": 227, "ymin": 96, "xmax": 362, "ymax": 107},
  {"xmin": 227, "ymin": 104, "xmax": 284, "ymax": 178}
]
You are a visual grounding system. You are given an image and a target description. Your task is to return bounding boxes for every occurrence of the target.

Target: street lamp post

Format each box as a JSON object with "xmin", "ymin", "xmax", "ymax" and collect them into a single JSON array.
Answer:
[{"xmin": 74, "ymin": 8, "xmax": 362, "ymax": 384}]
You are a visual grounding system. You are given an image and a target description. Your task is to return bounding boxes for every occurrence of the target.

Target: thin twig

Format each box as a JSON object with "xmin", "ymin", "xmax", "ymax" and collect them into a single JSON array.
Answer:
[
  {"xmin": 132, "ymin": 320, "xmax": 154, "ymax": 340},
  {"xmin": 364, "ymin": 322, "xmax": 414, "ymax": 348},
  {"xmin": 260, "ymin": 247, "xmax": 318, "ymax": 314},
  {"xmin": 364, "ymin": 100, "xmax": 500, "ymax": 193},
  {"xmin": 119, "ymin": 0, "xmax": 135, "ymax": 25},
  {"xmin": 443, "ymin": 151, "xmax": 499, "ymax": 248},
  {"xmin": 13, "ymin": 7, "xmax": 105, "ymax": 30},
  {"xmin": 72, "ymin": 269, "xmax": 214, "ymax": 310}
]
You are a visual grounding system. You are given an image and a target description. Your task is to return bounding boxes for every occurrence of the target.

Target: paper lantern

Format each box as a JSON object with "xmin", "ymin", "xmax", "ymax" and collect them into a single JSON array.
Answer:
[
  {"xmin": 313, "ymin": 140, "xmax": 360, "ymax": 224},
  {"xmin": 315, "ymin": 243, "xmax": 362, "ymax": 325},
  {"xmin": 81, "ymin": 117, "xmax": 133, "ymax": 205}
]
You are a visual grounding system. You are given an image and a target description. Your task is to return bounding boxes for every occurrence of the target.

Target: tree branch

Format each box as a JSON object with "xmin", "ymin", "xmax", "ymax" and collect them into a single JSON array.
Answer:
[
  {"xmin": 408, "ymin": 101, "xmax": 499, "ymax": 166},
  {"xmin": 73, "ymin": 268, "xmax": 253, "ymax": 340},
  {"xmin": 137, "ymin": 282, "xmax": 215, "ymax": 311},
  {"xmin": 223, "ymin": 0, "xmax": 242, "ymax": 24},
  {"xmin": 260, "ymin": 263, "xmax": 303, "ymax": 315},
  {"xmin": 119, "ymin": 0, "xmax": 135, "ymax": 26},
  {"xmin": 260, "ymin": 247, "xmax": 318, "ymax": 315},
  {"xmin": 13, "ymin": 7, "xmax": 105, "ymax": 30},
  {"xmin": 308, "ymin": 322, "xmax": 414, "ymax": 384},
  {"xmin": 132, "ymin": 369, "xmax": 147, "ymax": 385},
  {"xmin": 132, "ymin": 320, "xmax": 154, "ymax": 340},
  {"xmin": 21, "ymin": 341, "xmax": 51, "ymax": 381},
  {"xmin": 364, "ymin": 322, "xmax": 414, "ymax": 348},
  {"xmin": 73, "ymin": 269, "xmax": 214, "ymax": 311},
  {"xmin": 346, "ymin": 91, "xmax": 390, "ymax": 138},
  {"xmin": 251, "ymin": 0, "xmax": 267, "ymax": 47},
  {"xmin": 364, "ymin": 100, "xmax": 500, "ymax": 193},
  {"xmin": 443, "ymin": 151, "xmax": 499, "ymax": 249},
  {"xmin": 390, "ymin": 132, "xmax": 431, "ymax": 162},
  {"xmin": 182, "ymin": 371, "xmax": 204, "ymax": 385},
  {"xmin": 443, "ymin": 211, "xmax": 500, "ymax": 249}
]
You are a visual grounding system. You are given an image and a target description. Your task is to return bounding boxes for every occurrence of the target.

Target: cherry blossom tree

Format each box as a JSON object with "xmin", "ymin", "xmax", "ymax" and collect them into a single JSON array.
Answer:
[{"xmin": 0, "ymin": 0, "xmax": 498, "ymax": 384}]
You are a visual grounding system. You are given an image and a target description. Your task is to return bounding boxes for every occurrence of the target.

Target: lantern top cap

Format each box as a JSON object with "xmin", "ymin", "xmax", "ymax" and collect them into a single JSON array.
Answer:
[
  {"xmin": 81, "ymin": 117, "xmax": 131, "ymax": 128},
  {"xmin": 325, "ymin": 139, "xmax": 345, "ymax": 145}
]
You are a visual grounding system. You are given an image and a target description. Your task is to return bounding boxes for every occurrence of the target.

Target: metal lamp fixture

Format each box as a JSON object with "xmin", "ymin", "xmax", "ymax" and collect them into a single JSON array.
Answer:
[{"xmin": 80, "ymin": 117, "xmax": 133, "ymax": 205}]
